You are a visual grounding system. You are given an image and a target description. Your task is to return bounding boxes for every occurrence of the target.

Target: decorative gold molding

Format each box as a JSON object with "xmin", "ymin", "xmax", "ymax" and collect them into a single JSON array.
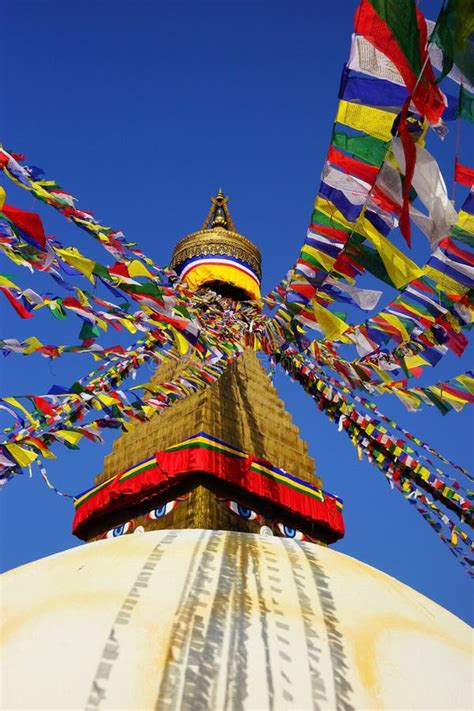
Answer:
[{"xmin": 171, "ymin": 227, "xmax": 262, "ymax": 278}]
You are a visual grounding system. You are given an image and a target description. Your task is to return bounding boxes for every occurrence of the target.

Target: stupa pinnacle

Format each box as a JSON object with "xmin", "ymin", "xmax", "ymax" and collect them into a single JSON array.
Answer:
[
  {"xmin": 170, "ymin": 189, "xmax": 262, "ymax": 300},
  {"xmin": 71, "ymin": 192, "xmax": 344, "ymax": 545}
]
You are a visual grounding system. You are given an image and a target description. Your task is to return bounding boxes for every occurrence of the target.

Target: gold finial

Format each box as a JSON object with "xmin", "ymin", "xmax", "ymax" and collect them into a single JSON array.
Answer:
[
  {"xmin": 200, "ymin": 188, "xmax": 237, "ymax": 232},
  {"xmin": 212, "ymin": 211, "xmax": 227, "ymax": 228}
]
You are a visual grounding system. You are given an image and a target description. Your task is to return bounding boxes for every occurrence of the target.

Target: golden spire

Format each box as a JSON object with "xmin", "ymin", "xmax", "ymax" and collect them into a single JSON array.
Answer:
[
  {"xmin": 170, "ymin": 189, "xmax": 262, "ymax": 300},
  {"xmin": 201, "ymin": 188, "xmax": 237, "ymax": 232}
]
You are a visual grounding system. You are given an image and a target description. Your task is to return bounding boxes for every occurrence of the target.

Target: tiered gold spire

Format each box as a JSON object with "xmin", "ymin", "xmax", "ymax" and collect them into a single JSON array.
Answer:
[{"xmin": 98, "ymin": 350, "xmax": 319, "ymax": 487}]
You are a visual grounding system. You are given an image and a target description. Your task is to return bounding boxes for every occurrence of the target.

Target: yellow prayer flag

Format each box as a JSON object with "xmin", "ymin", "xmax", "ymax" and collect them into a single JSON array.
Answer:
[
  {"xmin": 2, "ymin": 247, "xmax": 30, "ymax": 267},
  {"xmin": 172, "ymin": 329, "xmax": 191, "ymax": 356},
  {"xmin": 5, "ymin": 443, "xmax": 38, "ymax": 467},
  {"xmin": 0, "ymin": 274, "xmax": 19, "ymax": 289},
  {"xmin": 315, "ymin": 197, "xmax": 354, "ymax": 230},
  {"xmin": 336, "ymin": 101, "xmax": 397, "ymax": 141},
  {"xmin": 3, "ymin": 397, "xmax": 37, "ymax": 425},
  {"xmin": 456, "ymin": 374, "xmax": 474, "ymax": 394},
  {"xmin": 22, "ymin": 438, "xmax": 56, "ymax": 459},
  {"xmin": 54, "ymin": 430, "xmax": 83, "ymax": 445},
  {"xmin": 303, "ymin": 243, "xmax": 336, "ymax": 272},
  {"xmin": 381, "ymin": 313, "xmax": 410, "ymax": 342},
  {"xmin": 0, "ymin": 185, "xmax": 6, "ymax": 209},
  {"xmin": 22, "ymin": 337, "xmax": 43, "ymax": 354},
  {"xmin": 404, "ymin": 354, "xmax": 430, "ymax": 369},
  {"xmin": 32, "ymin": 184, "xmax": 57, "ymax": 201},
  {"xmin": 423, "ymin": 264, "xmax": 469, "ymax": 296},
  {"xmin": 74, "ymin": 289, "xmax": 91, "ymax": 307},
  {"xmin": 252, "ymin": 335, "xmax": 262, "ymax": 352},
  {"xmin": 457, "ymin": 210, "xmax": 474, "ymax": 234},
  {"xmin": 433, "ymin": 388, "xmax": 469, "ymax": 406},
  {"xmin": 394, "ymin": 390, "xmax": 421, "ymax": 411},
  {"xmin": 117, "ymin": 317, "xmax": 137, "ymax": 334},
  {"xmin": 128, "ymin": 260, "xmax": 154, "ymax": 279},
  {"xmin": 312, "ymin": 301, "xmax": 350, "ymax": 341},
  {"xmin": 55, "ymin": 247, "xmax": 96, "ymax": 282},
  {"xmin": 95, "ymin": 316, "xmax": 107, "ymax": 332},
  {"xmin": 360, "ymin": 217, "xmax": 423, "ymax": 288},
  {"xmin": 96, "ymin": 393, "xmax": 119, "ymax": 407}
]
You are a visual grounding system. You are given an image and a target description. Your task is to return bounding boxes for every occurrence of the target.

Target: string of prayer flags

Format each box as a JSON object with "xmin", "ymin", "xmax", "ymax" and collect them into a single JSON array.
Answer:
[
  {"xmin": 273, "ymin": 348, "xmax": 473, "ymax": 567},
  {"xmin": 0, "ymin": 147, "xmax": 155, "ymax": 269}
]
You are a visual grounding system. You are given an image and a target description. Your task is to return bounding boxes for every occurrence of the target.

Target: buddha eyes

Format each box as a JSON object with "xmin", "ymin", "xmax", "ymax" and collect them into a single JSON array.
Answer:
[
  {"xmin": 221, "ymin": 499, "xmax": 309, "ymax": 539},
  {"xmin": 147, "ymin": 498, "xmax": 183, "ymax": 519},
  {"xmin": 102, "ymin": 497, "xmax": 185, "ymax": 538},
  {"xmin": 225, "ymin": 500, "xmax": 260, "ymax": 521},
  {"xmin": 105, "ymin": 521, "xmax": 133, "ymax": 538},
  {"xmin": 276, "ymin": 523, "xmax": 308, "ymax": 541}
]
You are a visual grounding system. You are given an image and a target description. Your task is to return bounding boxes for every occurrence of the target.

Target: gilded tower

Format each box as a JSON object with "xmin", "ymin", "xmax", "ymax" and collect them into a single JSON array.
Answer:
[{"xmin": 72, "ymin": 192, "xmax": 344, "ymax": 545}]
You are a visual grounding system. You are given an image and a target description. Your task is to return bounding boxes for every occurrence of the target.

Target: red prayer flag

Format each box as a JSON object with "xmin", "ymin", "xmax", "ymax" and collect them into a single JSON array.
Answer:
[
  {"xmin": 0, "ymin": 287, "xmax": 34, "ymax": 319},
  {"xmin": 371, "ymin": 185, "xmax": 402, "ymax": 215},
  {"xmin": 309, "ymin": 224, "xmax": 349, "ymax": 243},
  {"xmin": 454, "ymin": 159, "xmax": 474, "ymax": 188},
  {"xmin": 32, "ymin": 397, "xmax": 56, "ymax": 416},
  {"xmin": 2, "ymin": 204, "xmax": 46, "ymax": 249},
  {"xmin": 108, "ymin": 262, "xmax": 130, "ymax": 278},
  {"xmin": 326, "ymin": 146, "xmax": 379, "ymax": 185}
]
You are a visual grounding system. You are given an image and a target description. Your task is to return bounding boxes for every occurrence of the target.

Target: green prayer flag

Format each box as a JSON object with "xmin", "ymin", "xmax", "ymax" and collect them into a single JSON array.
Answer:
[
  {"xmin": 345, "ymin": 237, "xmax": 395, "ymax": 287},
  {"xmin": 311, "ymin": 209, "xmax": 349, "ymax": 233},
  {"xmin": 457, "ymin": 86, "xmax": 474, "ymax": 123},
  {"xmin": 423, "ymin": 388, "xmax": 453, "ymax": 415},
  {"xmin": 332, "ymin": 130, "xmax": 389, "ymax": 167},
  {"xmin": 432, "ymin": 0, "xmax": 474, "ymax": 85},
  {"xmin": 79, "ymin": 321, "xmax": 100, "ymax": 340}
]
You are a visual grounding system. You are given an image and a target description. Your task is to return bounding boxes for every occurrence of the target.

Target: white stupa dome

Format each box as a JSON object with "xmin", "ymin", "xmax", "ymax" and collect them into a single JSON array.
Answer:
[{"xmin": 1, "ymin": 529, "xmax": 471, "ymax": 710}]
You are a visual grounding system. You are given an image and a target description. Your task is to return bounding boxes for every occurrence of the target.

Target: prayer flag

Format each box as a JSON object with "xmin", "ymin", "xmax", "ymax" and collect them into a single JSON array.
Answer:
[
  {"xmin": 327, "ymin": 146, "xmax": 379, "ymax": 184},
  {"xmin": 335, "ymin": 100, "xmax": 397, "ymax": 141},
  {"xmin": 332, "ymin": 130, "xmax": 389, "ymax": 167},
  {"xmin": 2, "ymin": 204, "xmax": 46, "ymax": 249},
  {"xmin": 348, "ymin": 33, "xmax": 405, "ymax": 85},
  {"xmin": 457, "ymin": 86, "xmax": 474, "ymax": 123},
  {"xmin": 431, "ymin": 0, "xmax": 474, "ymax": 86},
  {"xmin": 454, "ymin": 160, "xmax": 474, "ymax": 187}
]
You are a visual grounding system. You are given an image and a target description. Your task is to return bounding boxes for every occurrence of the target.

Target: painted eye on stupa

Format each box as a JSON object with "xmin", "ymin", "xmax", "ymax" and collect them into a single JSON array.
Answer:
[
  {"xmin": 225, "ymin": 500, "xmax": 261, "ymax": 521},
  {"xmin": 147, "ymin": 500, "xmax": 181, "ymax": 520},
  {"xmin": 276, "ymin": 523, "xmax": 308, "ymax": 541},
  {"xmin": 105, "ymin": 521, "xmax": 133, "ymax": 538}
]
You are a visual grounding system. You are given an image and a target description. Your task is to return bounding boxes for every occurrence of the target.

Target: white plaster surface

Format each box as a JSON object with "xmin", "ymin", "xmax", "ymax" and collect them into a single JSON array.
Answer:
[{"xmin": 1, "ymin": 529, "xmax": 472, "ymax": 710}]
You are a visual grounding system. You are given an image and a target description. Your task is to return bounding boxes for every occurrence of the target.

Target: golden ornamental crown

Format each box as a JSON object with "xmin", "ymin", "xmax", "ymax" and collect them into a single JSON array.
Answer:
[{"xmin": 170, "ymin": 189, "xmax": 262, "ymax": 279}]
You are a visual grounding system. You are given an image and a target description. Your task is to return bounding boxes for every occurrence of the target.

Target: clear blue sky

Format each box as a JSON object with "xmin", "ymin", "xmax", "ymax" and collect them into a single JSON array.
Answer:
[{"xmin": 1, "ymin": 0, "xmax": 472, "ymax": 624}]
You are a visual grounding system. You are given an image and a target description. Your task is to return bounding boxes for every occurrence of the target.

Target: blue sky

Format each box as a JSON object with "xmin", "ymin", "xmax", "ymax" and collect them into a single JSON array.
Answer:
[{"xmin": 1, "ymin": 0, "xmax": 472, "ymax": 623}]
